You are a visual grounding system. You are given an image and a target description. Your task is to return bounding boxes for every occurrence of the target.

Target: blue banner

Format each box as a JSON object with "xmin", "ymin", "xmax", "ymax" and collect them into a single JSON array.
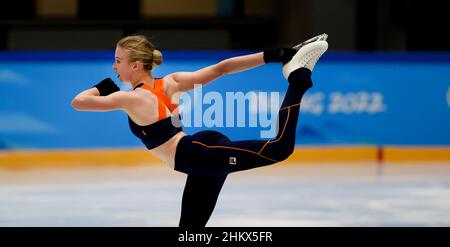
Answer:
[{"xmin": 0, "ymin": 51, "xmax": 449, "ymax": 149}]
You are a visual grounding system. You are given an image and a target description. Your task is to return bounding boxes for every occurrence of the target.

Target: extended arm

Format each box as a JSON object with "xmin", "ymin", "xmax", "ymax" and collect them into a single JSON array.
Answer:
[{"xmin": 167, "ymin": 52, "xmax": 265, "ymax": 93}]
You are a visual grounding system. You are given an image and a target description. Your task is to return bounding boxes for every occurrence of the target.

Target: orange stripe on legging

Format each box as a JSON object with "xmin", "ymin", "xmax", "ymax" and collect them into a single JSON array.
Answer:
[
  {"xmin": 191, "ymin": 141, "xmax": 280, "ymax": 163},
  {"xmin": 258, "ymin": 103, "xmax": 300, "ymax": 154},
  {"xmin": 280, "ymin": 102, "xmax": 300, "ymax": 111},
  {"xmin": 189, "ymin": 99, "xmax": 301, "ymax": 164}
]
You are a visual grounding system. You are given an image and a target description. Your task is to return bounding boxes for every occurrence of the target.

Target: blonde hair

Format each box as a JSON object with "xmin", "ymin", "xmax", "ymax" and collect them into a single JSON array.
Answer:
[{"xmin": 117, "ymin": 35, "xmax": 162, "ymax": 71}]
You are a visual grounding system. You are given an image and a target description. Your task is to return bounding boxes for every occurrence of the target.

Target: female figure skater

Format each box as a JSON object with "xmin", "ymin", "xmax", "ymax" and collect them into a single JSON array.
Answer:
[{"xmin": 71, "ymin": 34, "xmax": 328, "ymax": 226}]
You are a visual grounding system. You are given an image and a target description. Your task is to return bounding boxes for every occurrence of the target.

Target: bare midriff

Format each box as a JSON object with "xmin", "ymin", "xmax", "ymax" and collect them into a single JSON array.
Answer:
[{"xmin": 148, "ymin": 131, "xmax": 187, "ymax": 168}]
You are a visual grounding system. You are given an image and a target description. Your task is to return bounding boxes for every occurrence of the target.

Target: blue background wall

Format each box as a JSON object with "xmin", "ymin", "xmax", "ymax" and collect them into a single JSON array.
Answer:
[{"xmin": 0, "ymin": 51, "xmax": 449, "ymax": 150}]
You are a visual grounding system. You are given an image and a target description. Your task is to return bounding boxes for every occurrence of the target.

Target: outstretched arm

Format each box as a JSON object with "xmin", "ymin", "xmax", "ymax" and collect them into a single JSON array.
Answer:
[{"xmin": 167, "ymin": 52, "xmax": 265, "ymax": 93}]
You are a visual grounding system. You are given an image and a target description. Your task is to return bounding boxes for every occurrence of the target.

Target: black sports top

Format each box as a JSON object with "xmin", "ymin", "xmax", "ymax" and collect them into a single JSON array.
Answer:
[{"xmin": 128, "ymin": 80, "xmax": 182, "ymax": 150}]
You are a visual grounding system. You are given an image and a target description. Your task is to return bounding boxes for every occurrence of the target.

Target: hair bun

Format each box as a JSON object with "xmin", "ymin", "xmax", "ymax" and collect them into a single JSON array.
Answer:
[{"xmin": 152, "ymin": 50, "xmax": 163, "ymax": 67}]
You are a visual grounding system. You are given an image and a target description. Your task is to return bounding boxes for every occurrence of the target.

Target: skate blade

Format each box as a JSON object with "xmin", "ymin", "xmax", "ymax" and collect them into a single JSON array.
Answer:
[{"xmin": 292, "ymin": 33, "xmax": 328, "ymax": 50}]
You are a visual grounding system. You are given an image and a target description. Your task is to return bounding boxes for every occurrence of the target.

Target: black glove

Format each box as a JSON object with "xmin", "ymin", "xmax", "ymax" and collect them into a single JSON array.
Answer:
[
  {"xmin": 92, "ymin": 78, "xmax": 120, "ymax": 96},
  {"xmin": 263, "ymin": 48, "xmax": 297, "ymax": 64}
]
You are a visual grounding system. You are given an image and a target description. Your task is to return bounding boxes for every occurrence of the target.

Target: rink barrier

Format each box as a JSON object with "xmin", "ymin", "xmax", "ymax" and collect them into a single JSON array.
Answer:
[
  {"xmin": 0, "ymin": 146, "xmax": 449, "ymax": 169},
  {"xmin": 383, "ymin": 146, "xmax": 450, "ymax": 163}
]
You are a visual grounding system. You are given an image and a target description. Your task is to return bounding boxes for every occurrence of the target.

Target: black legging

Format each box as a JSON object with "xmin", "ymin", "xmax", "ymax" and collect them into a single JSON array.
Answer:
[
  {"xmin": 178, "ymin": 174, "xmax": 228, "ymax": 227},
  {"xmin": 176, "ymin": 67, "xmax": 313, "ymax": 226}
]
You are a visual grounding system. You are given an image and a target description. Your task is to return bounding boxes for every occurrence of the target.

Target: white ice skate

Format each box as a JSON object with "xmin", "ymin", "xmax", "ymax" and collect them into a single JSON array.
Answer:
[{"xmin": 282, "ymin": 35, "xmax": 328, "ymax": 79}]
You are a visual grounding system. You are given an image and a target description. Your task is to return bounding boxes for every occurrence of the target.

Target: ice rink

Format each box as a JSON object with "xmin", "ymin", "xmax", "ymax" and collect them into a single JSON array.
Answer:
[{"xmin": 1, "ymin": 163, "xmax": 450, "ymax": 226}]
